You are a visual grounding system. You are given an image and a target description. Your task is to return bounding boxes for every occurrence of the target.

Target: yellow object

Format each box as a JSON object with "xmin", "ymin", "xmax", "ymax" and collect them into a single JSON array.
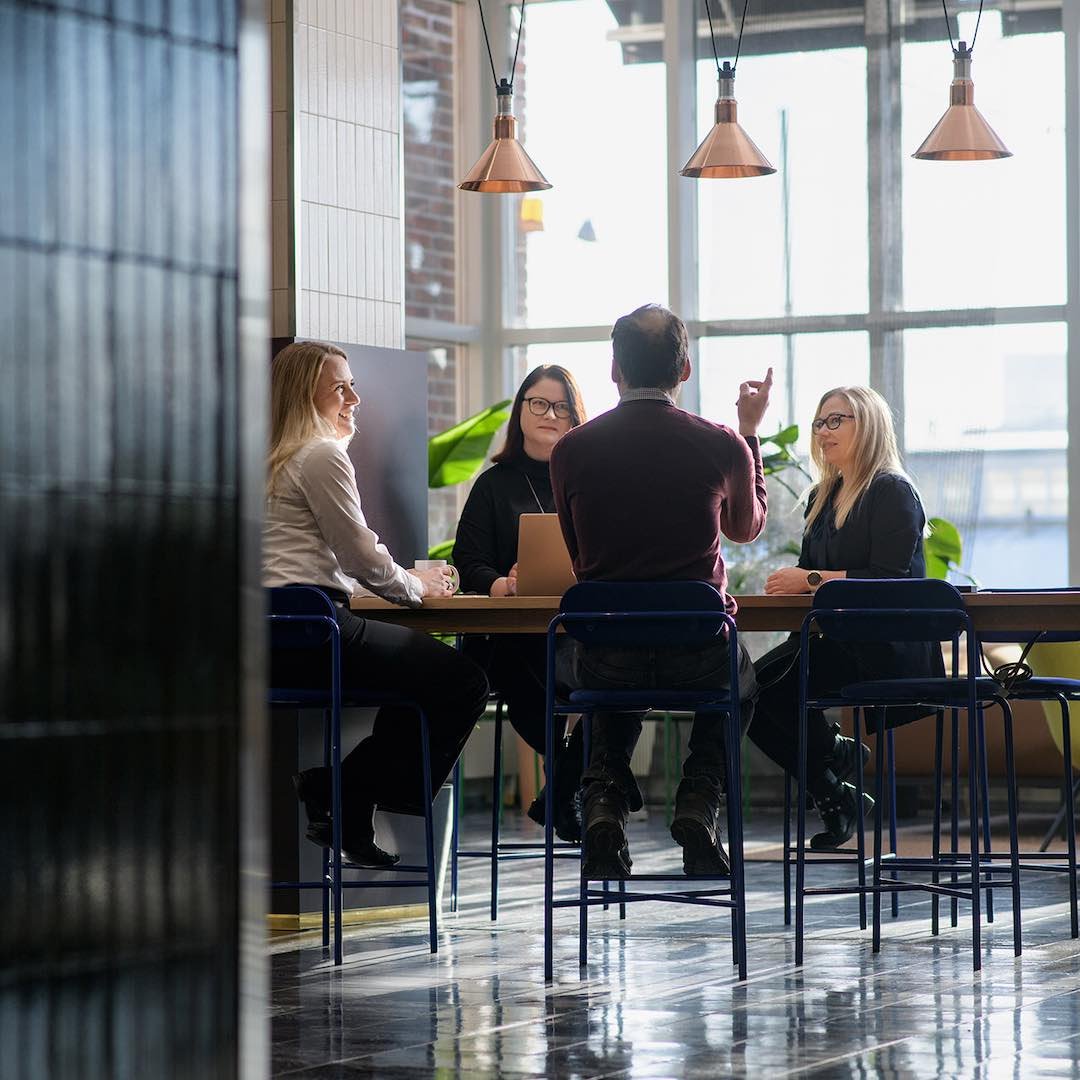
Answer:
[
  {"xmin": 267, "ymin": 903, "xmax": 427, "ymax": 932},
  {"xmin": 519, "ymin": 197, "xmax": 544, "ymax": 232},
  {"xmin": 1028, "ymin": 642, "xmax": 1080, "ymax": 770}
]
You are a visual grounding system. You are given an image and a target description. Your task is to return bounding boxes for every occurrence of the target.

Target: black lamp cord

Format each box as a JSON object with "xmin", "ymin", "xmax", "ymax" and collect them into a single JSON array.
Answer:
[
  {"xmin": 703, "ymin": 0, "xmax": 752, "ymax": 78},
  {"xmin": 477, "ymin": 0, "xmax": 527, "ymax": 93},
  {"xmin": 942, "ymin": 0, "xmax": 985, "ymax": 56}
]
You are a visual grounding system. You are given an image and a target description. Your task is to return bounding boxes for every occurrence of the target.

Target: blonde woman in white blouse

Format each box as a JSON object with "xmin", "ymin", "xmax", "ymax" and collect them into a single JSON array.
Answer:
[{"xmin": 264, "ymin": 341, "xmax": 488, "ymax": 866}]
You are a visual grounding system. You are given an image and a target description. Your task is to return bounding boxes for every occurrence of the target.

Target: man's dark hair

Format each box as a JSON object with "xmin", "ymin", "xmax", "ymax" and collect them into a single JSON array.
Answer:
[{"xmin": 611, "ymin": 304, "xmax": 689, "ymax": 390}]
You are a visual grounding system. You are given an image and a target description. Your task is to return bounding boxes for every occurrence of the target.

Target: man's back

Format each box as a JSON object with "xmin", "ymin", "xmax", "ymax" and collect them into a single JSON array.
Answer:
[{"xmin": 549, "ymin": 396, "xmax": 766, "ymax": 611}]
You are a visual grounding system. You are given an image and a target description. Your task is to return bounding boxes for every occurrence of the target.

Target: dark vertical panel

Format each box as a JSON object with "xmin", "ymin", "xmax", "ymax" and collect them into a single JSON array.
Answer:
[{"xmin": 0, "ymin": 2, "xmax": 257, "ymax": 1077}]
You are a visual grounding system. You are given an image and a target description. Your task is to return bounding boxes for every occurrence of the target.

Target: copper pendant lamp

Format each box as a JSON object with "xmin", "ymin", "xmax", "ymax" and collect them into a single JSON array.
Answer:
[
  {"xmin": 459, "ymin": 2, "xmax": 551, "ymax": 193},
  {"xmin": 681, "ymin": 0, "xmax": 775, "ymax": 179},
  {"xmin": 913, "ymin": 1, "xmax": 1011, "ymax": 162}
]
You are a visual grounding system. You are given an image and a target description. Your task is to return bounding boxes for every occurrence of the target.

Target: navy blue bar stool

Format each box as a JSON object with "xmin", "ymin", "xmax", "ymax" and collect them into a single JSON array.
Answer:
[
  {"xmin": 542, "ymin": 581, "xmax": 748, "ymax": 982},
  {"xmin": 449, "ymin": 693, "xmax": 581, "ymax": 920},
  {"xmin": 268, "ymin": 586, "xmax": 441, "ymax": 964},
  {"xmin": 794, "ymin": 578, "xmax": 1022, "ymax": 972}
]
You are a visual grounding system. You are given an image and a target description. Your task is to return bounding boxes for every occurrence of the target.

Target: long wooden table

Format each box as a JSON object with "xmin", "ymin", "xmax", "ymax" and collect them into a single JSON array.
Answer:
[{"xmin": 351, "ymin": 592, "xmax": 1080, "ymax": 635}]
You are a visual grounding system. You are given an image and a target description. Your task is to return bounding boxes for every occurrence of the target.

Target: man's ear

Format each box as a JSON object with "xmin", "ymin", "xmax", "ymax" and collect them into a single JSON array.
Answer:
[
  {"xmin": 611, "ymin": 357, "xmax": 624, "ymax": 391},
  {"xmin": 678, "ymin": 356, "xmax": 692, "ymax": 384}
]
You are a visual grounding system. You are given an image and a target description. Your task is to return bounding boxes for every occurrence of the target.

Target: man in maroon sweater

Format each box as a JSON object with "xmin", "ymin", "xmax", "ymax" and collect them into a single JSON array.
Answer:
[{"xmin": 550, "ymin": 304, "xmax": 771, "ymax": 879}]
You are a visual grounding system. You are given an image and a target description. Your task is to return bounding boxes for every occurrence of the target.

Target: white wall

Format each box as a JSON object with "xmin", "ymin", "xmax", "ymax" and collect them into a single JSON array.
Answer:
[{"xmin": 272, "ymin": 0, "xmax": 404, "ymax": 347}]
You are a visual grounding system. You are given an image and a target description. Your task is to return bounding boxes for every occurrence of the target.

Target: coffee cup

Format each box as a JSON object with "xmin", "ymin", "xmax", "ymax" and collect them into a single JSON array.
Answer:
[{"xmin": 414, "ymin": 559, "xmax": 460, "ymax": 594}]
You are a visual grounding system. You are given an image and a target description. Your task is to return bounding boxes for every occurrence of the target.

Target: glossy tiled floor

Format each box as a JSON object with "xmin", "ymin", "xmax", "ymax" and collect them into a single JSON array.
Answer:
[{"xmin": 270, "ymin": 811, "xmax": 1080, "ymax": 1078}]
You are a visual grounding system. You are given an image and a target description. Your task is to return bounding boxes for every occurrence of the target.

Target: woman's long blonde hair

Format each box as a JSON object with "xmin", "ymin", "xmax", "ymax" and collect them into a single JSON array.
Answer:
[
  {"xmin": 268, "ymin": 340, "xmax": 346, "ymax": 495},
  {"xmin": 804, "ymin": 385, "xmax": 908, "ymax": 532}
]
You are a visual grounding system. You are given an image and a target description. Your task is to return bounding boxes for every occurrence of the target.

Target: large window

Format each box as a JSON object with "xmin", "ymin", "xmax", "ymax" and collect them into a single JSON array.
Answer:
[
  {"xmin": 901, "ymin": 13, "xmax": 1066, "ymax": 311},
  {"xmin": 904, "ymin": 322, "xmax": 1067, "ymax": 588},
  {"xmin": 512, "ymin": 0, "xmax": 668, "ymax": 328},
  {"xmin": 697, "ymin": 47, "xmax": 868, "ymax": 320},
  {"xmin": 457, "ymin": 1, "xmax": 1074, "ymax": 583}
]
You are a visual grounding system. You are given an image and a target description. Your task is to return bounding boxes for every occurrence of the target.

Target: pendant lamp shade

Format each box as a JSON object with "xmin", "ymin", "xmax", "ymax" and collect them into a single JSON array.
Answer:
[
  {"xmin": 680, "ymin": 63, "xmax": 775, "ymax": 179},
  {"xmin": 459, "ymin": 80, "xmax": 551, "ymax": 193},
  {"xmin": 913, "ymin": 44, "xmax": 1011, "ymax": 161}
]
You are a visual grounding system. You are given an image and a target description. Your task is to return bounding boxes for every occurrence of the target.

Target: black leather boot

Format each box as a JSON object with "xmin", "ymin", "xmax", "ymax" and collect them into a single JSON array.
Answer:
[
  {"xmin": 581, "ymin": 782, "xmax": 632, "ymax": 879},
  {"xmin": 823, "ymin": 728, "xmax": 871, "ymax": 787},
  {"xmin": 809, "ymin": 781, "xmax": 874, "ymax": 851},
  {"xmin": 670, "ymin": 775, "xmax": 730, "ymax": 876}
]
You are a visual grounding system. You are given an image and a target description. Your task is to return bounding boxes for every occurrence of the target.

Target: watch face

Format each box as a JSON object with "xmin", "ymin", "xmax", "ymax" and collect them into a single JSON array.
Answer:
[{"xmin": 807, "ymin": 572, "xmax": 822, "ymax": 587}]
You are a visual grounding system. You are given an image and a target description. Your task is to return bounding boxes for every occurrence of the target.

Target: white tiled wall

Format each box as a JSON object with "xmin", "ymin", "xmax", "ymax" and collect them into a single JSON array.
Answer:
[{"xmin": 272, "ymin": 0, "xmax": 404, "ymax": 346}]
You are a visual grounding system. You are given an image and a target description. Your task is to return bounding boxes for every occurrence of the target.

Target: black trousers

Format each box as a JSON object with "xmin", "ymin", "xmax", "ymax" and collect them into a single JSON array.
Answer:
[
  {"xmin": 273, "ymin": 605, "xmax": 489, "ymax": 818},
  {"xmin": 461, "ymin": 633, "xmax": 585, "ymax": 805},
  {"xmin": 747, "ymin": 637, "xmax": 851, "ymax": 792},
  {"xmin": 562, "ymin": 638, "xmax": 758, "ymax": 809}
]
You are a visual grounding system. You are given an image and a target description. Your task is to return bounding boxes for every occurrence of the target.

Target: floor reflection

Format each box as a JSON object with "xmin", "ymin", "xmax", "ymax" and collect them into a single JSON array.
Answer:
[{"xmin": 270, "ymin": 813, "xmax": 1080, "ymax": 1078}]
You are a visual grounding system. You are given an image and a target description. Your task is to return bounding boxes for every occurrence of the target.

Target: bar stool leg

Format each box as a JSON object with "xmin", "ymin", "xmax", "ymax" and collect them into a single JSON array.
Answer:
[
  {"xmin": 450, "ymin": 761, "xmax": 460, "ymax": 915},
  {"xmin": 887, "ymin": 728, "xmax": 899, "ymax": 919},
  {"xmin": 1061, "ymin": 696, "xmax": 1079, "ymax": 938},
  {"xmin": 419, "ymin": 710, "xmax": 438, "ymax": 954},
  {"xmin": 950, "ymin": 707, "xmax": 960, "ymax": 929},
  {"xmin": 491, "ymin": 698, "xmax": 504, "ymax": 922},
  {"xmin": 1001, "ymin": 698, "xmax": 1021, "ymax": 957},
  {"xmin": 872, "ymin": 719, "xmax": 885, "ymax": 955},
  {"xmin": 330, "ymin": 701, "xmax": 343, "ymax": 967},
  {"xmin": 931, "ymin": 710, "xmax": 944, "ymax": 937},
  {"xmin": 977, "ymin": 708, "xmax": 994, "ymax": 924},
  {"xmin": 579, "ymin": 712, "xmax": 591, "ymax": 967},
  {"xmin": 854, "ymin": 708, "xmax": 867, "ymax": 932},
  {"xmin": 966, "ymin": 706, "xmax": 983, "ymax": 973},
  {"xmin": 322, "ymin": 708, "xmax": 332, "ymax": 949},
  {"xmin": 783, "ymin": 772, "xmax": 792, "ymax": 927}
]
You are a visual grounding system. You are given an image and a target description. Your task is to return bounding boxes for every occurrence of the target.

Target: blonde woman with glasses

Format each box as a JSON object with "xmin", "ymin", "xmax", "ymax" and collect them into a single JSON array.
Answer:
[
  {"xmin": 748, "ymin": 386, "xmax": 944, "ymax": 849},
  {"xmin": 264, "ymin": 341, "xmax": 488, "ymax": 867}
]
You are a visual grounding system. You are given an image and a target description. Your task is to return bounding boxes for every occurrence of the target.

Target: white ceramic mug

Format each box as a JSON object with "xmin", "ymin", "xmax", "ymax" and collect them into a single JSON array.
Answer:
[{"xmin": 414, "ymin": 559, "xmax": 460, "ymax": 594}]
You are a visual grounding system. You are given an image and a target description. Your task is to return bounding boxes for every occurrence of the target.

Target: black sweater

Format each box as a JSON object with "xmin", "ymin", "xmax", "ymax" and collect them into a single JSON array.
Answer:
[{"xmin": 453, "ymin": 455, "xmax": 555, "ymax": 596}]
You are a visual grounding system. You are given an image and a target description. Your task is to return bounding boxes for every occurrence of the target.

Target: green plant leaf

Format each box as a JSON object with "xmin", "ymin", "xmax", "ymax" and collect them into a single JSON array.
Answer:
[
  {"xmin": 427, "ymin": 539, "xmax": 455, "ymax": 561},
  {"xmin": 763, "ymin": 424, "xmax": 799, "ymax": 449},
  {"xmin": 926, "ymin": 516, "xmax": 962, "ymax": 566},
  {"xmin": 428, "ymin": 400, "xmax": 512, "ymax": 489}
]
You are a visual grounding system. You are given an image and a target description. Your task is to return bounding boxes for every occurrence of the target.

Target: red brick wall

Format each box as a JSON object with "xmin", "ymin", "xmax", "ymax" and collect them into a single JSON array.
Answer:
[{"xmin": 401, "ymin": 0, "xmax": 459, "ymax": 548}]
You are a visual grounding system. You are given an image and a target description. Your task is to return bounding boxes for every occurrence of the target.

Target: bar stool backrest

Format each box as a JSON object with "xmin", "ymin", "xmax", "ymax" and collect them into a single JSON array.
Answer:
[
  {"xmin": 811, "ymin": 578, "xmax": 968, "ymax": 643},
  {"xmin": 268, "ymin": 585, "xmax": 338, "ymax": 654},
  {"xmin": 558, "ymin": 580, "xmax": 731, "ymax": 648}
]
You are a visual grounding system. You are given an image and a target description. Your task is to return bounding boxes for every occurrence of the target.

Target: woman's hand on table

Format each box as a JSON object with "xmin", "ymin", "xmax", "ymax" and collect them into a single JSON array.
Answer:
[
  {"xmin": 490, "ymin": 563, "xmax": 519, "ymax": 597},
  {"xmin": 408, "ymin": 566, "xmax": 457, "ymax": 598},
  {"xmin": 764, "ymin": 567, "xmax": 812, "ymax": 595}
]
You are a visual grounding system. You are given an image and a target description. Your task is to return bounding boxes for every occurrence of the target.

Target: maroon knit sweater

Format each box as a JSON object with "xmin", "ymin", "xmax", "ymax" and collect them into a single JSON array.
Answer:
[{"xmin": 549, "ymin": 398, "xmax": 767, "ymax": 614}]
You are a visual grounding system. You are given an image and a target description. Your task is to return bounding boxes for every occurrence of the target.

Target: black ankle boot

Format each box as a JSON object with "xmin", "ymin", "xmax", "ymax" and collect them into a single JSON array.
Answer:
[
  {"xmin": 581, "ymin": 782, "xmax": 632, "ymax": 879},
  {"xmin": 526, "ymin": 786, "xmax": 582, "ymax": 843},
  {"xmin": 810, "ymin": 782, "xmax": 874, "ymax": 851},
  {"xmin": 670, "ymin": 776, "xmax": 730, "ymax": 877},
  {"xmin": 823, "ymin": 730, "xmax": 871, "ymax": 787}
]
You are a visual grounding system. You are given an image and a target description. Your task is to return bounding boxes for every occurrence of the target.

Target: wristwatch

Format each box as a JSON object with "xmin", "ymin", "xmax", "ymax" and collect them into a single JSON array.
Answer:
[{"xmin": 806, "ymin": 571, "xmax": 823, "ymax": 591}]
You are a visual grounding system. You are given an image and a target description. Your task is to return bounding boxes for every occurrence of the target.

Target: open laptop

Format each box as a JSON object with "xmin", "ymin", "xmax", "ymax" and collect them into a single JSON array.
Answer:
[{"xmin": 516, "ymin": 513, "xmax": 577, "ymax": 596}]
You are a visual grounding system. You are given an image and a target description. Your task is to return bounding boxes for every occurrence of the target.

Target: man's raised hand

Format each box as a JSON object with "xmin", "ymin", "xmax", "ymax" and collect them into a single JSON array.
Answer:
[{"xmin": 736, "ymin": 367, "xmax": 773, "ymax": 437}]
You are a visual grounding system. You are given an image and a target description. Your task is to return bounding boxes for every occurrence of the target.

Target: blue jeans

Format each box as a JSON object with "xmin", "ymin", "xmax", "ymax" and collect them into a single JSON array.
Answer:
[{"xmin": 559, "ymin": 639, "xmax": 758, "ymax": 810}]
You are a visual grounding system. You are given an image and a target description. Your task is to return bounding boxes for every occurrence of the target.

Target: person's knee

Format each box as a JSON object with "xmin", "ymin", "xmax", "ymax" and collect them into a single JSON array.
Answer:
[{"xmin": 452, "ymin": 653, "xmax": 490, "ymax": 717}]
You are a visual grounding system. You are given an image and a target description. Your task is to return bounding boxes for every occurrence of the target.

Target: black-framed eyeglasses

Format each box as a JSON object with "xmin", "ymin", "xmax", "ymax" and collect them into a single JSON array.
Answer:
[
  {"xmin": 811, "ymin": 412, "xmax": 855, "ymax": 433},
  {"xmin": 524, "ymin": 396, "xmax": 572, "ymax": 419}
]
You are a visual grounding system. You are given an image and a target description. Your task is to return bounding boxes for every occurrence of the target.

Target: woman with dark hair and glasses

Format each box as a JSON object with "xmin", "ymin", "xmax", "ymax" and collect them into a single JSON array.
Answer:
[
  {"xmin": 453, "ymin": 365, "xmax": 588, "ymax": 839},
  {"xmin": 748, "ymin": 385, "xmax": 944, "ymax": 849}
]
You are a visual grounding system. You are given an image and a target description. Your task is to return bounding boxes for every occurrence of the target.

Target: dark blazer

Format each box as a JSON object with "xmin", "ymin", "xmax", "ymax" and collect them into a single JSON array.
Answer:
[{"xmin": 757, "ymin": 471, "xmax": 945, "ymax": 726}]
